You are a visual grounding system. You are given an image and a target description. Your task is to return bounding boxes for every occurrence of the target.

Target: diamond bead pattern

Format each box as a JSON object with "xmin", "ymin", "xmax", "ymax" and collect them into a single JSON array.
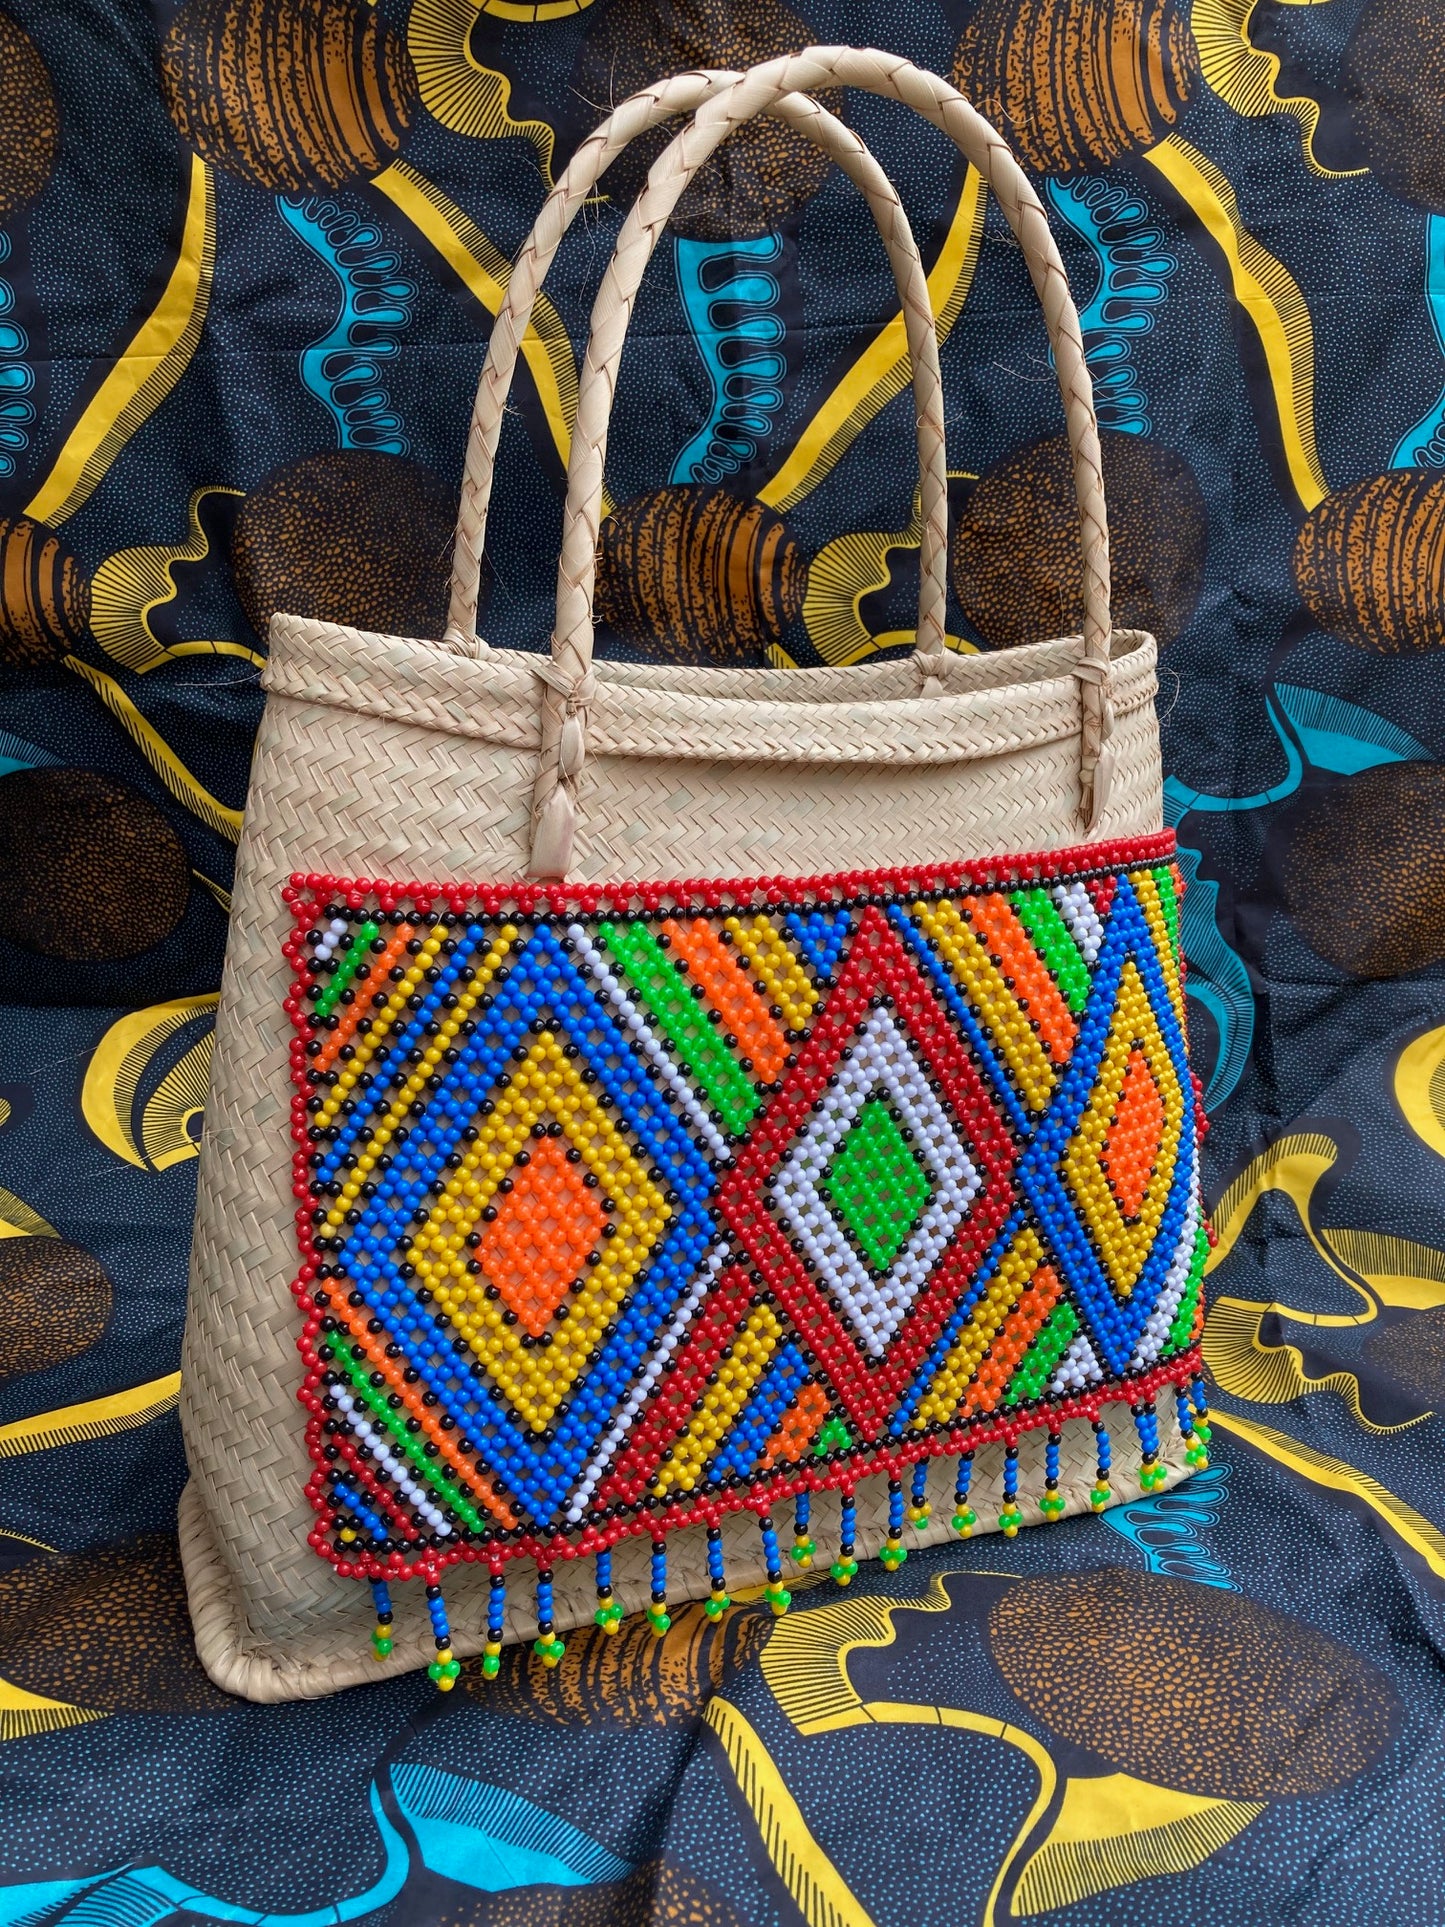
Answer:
[
  {"xmin": 826, "ymin": 1097, "xmax": 932, "ymax": 1272},
  {"xmin": 286, "ymin": 835, "xmax": 1206, "ymax": 1582}
]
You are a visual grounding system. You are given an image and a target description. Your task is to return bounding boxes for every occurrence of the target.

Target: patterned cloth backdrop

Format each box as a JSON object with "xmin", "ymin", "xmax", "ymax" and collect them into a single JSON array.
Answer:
[{"xmin": 0, "ymin": 0, "xmax": 1443, "ymax": 1921}]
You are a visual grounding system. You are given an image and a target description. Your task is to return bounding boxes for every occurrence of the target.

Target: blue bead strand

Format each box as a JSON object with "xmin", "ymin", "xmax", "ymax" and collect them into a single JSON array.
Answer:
[
  {"xmin": 369, "ymin": 1578, "xmax": 394, "ymax": 1663},
  {"xmin": 832, "ymin": 1491, "xmax": 859, "ymax": 1586},
  {"xmin": 424, "ymin": 1582, "xmax": 459, "ymax": 1691},
  {"xmin": 792, "ymin": 1491, "xmax": 815, "ymax": 1568},
  {"xmin": 1135, "ymin": 1400, "xmax": 1166, "ymax": 1491},
  {"xmin": 952, "ymin": 1452, "xmax": 976, "ymax": 1537},
  {"xmin": 533, "ymin": 1569, "xmax": 565, "ymax": 1667},
  {"xmin": 760, "ymin": 1514, "xmax": 790, "ymax": 1616},
  {"xmin": 1177, "ymin": 1386, "xmax": 1210, "ymax": 1468},
  {"xmin": 594, "ymin": 1547, "xmax": 622, "ymax": 1634},
  {"xmin": 881, "ymin": 1477, "xmax": 907, "ymax": 1569},
  {"xmin": 1000, "ymin": 1445, "xmax": 1022, "ymax": 1537},
  {"xmin": 705, "ymin": 1524, "xmax": 730, "ymax": 1618},
  {"xmin": 481, "ymin": 1570, "xmax": 505, "ymax": 1678},
  {"xmin": 1190, "ymin": 1375, "xmax": 1212, "ymax": 1463},
  {"xmin": 1041, "ymin": 1431, "xmax": 1064, "ymax": 1520},
  {"xmin": 907, "ymin": 1458, "xmax": 931, "ymax": 1526},
  {"xmin": 648, "ymin": 1538, "xmax": 671, "ymax": 1635},
  {"xmin": 1091, "ymin": 1418, "xmax": 1113, "ymax": 1510}
]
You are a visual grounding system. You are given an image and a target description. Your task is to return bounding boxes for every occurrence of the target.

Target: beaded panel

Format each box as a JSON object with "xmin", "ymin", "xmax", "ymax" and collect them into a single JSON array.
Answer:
[{"xmin": 285, "ymin": 833, "xmax": 1205, "ymax": 1582}]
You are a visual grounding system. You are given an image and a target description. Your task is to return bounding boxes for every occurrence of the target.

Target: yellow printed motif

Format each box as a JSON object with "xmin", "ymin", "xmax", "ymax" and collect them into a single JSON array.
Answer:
[
  {"xmin": 408, "ymin": 0, "xmax": 558, "ymax": 181},
  {"xmin": 82, "ymin": 995, "xmax": 218, "ymax": 1171},
  {"xmin": 372, "ymin": 158, "xmax": 593, "ymax": 499},
  {"xmin": 761, "ymin": 168, "xmax": 987, "ymax": 515},
  {"xmin": 28, "ymin": 156, "xmax": 216, "ymax": 526},
  {"xmin": 63, "ymin": 659, "xmax": 244, "ymax": 843},
  {"xmin": 1144, "ymin": 135, "xmax": 1327, "ymax": 510},
  {"xmin": 89, "ymin": 487, "xmax": 252, "ymax": 673},
  {"xmin": 1192, "ymin": 0, "xmax": 1368, "ymax": 180}
]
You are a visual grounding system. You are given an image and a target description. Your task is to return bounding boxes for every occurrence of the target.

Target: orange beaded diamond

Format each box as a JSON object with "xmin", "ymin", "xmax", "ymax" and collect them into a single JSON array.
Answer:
[
  {"xmin": 1103, "ymin": 1045, "xmax": 1166, "ymax": 1221},
  {"xmin": 479, "ymin": 1136, "xmax": 605, "ymax": 1337}
]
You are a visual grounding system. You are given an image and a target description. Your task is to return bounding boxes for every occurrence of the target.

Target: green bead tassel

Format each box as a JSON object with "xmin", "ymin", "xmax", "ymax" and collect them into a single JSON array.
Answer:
[
  {"xmin": 370, "ymin": 1579, "xmax": 394, "ymax": 1662},
  {"xmin": 760, "ymin": 1515, "xmax": 791, "ymax": 1616},
  {"xmin": 1039, "ymin": 1431, "xmax": 1065, "ymax": 1520},
  {"xmin": 481, "ymin": 1571, "xmax": 506, "ymax": 1679},
  {"xmin": 703, "ymin": 1524, "xmax": 731, "ymax": 1617},
  {"xmin": 647, "ymin": 1538, "xmax": 671, "ymax": 1636},
  {"xmin": 1090, "ymin": 1418, "xmax": 1112, "ymax": 1511},
  {"xmin": 424, "ymin": 1582, "xmax": 460, "ymax": 1691},
  {"xmin": 1179, "ymin": 1385, "xmax": 1211, "ymax": 1469}
]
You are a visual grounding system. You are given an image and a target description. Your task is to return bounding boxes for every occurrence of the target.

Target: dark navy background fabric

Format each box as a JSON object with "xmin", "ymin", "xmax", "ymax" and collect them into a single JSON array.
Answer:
[{"xmin": 1, "ymin": 1, "xmax": 1443, "ymax": 1920}]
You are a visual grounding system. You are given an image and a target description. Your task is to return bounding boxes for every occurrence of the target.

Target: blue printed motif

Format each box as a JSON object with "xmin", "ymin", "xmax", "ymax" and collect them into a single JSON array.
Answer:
[
  {"xmin": 0, "ymin": 1772, "xmax": 630, "ymax": 1927},
  {"xmin": 277, "ymin": 194, "xmax": 415, "ymax": 454},
  {"xmin": 1046, "ymin": 176, "xmax": 1177, "ymax": 436},
  {"xmin": 0, "ymin": 233, "xmax": 34, "ymax": 478},
  {"xmin": 672, "ymin": 232, "xmax": 789, "ymax": 485},
  {"xmin": 1392, "ymin": 213, "xmax": 1445, "ymax": 468},
  {"xmin": 1173, "ymin": 842, "xmax": 1254, "ymax": 1113},
  {"xmin": 1103, "ymin": 1462, "xmax": 1236, "ymax": 1588}
]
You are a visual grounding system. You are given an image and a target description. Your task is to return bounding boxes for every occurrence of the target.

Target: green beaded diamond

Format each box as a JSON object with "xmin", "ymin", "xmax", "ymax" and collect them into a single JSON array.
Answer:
[
  {"xmin": 824, "ymin": 1097, "xmax": 932, "ymax": 1271},
  {"xmin": 814, "ymin": 1413, "xmax": 854, "ymax": 1455}
]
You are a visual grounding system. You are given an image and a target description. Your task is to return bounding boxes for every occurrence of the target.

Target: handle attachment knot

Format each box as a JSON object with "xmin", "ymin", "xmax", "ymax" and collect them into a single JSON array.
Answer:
[
  {"xmin": 1072, "ymin": 647, "xmax": 1116, "ymax": 828},
  {"xmin": 529, "ymin": 656, "xmax": 600, "ymax": 876}
]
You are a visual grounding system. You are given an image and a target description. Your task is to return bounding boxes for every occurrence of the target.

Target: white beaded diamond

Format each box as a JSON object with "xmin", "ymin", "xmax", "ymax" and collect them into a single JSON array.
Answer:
[{"xmin": 771, "ymin": 1005, "xmax": 980, "ymax": 1356}]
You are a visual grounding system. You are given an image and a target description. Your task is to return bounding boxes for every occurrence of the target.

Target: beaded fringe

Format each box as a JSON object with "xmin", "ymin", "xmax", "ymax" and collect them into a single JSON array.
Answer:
[
  {"xmin": 368, "ymin": 1384, "xmax": 1213, "ymax": 1688},
  {"xmin": 285, "ymin": 844, "xmax": 1209, "ymax": 1691}
]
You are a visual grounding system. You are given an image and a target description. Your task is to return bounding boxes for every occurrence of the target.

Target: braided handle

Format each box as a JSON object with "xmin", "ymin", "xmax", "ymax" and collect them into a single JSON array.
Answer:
[
  {"xmin": 445, "ymin": 73, "xmax": 946, "ymax": 669},
  {"xmin": 531, "ymin": 50, "xmax": 1116, "ymax": 874}
]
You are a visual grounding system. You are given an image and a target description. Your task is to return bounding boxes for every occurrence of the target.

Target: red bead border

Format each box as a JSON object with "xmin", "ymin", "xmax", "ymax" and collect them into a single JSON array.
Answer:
[
  {"xmin": 282, "ymin": 829, "xmax": 1201, "ymax": 1586},
  {"xmin": 282, "ymin": 828, "xmax": 1176, "ymax": 926}
]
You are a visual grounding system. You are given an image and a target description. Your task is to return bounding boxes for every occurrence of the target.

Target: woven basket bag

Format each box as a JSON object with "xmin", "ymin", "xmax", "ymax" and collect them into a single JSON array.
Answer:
[{"xmin": 179, "ymin": 49, "xmax": 1210, "ymax": 1702}]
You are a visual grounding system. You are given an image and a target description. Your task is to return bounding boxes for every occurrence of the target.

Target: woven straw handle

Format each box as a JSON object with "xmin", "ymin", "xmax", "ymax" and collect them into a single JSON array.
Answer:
[
  {"xmin": 446, "ymin": 74, "xmax": 947, "ymax": 665},
  {"xmin": 528, "ymin": 50, "xmax": 1116, "ymax": 873}
]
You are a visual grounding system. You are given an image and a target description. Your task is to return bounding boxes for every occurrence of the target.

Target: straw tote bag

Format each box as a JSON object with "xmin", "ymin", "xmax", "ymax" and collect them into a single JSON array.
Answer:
[{"xmin": 179, "ymin": 49, "xmax": 1210, "ymax": 1703}]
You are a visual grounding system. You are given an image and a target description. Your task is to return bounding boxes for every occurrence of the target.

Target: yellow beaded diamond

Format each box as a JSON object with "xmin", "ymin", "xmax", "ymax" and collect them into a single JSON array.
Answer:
[
  {"xmin": 407, "ymin": 1033, "xmax": 669, "ymax": 1430},
  {"xmin": 1063, "ymin": 959, "xmax": 1184, "ymax": 1297}
]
